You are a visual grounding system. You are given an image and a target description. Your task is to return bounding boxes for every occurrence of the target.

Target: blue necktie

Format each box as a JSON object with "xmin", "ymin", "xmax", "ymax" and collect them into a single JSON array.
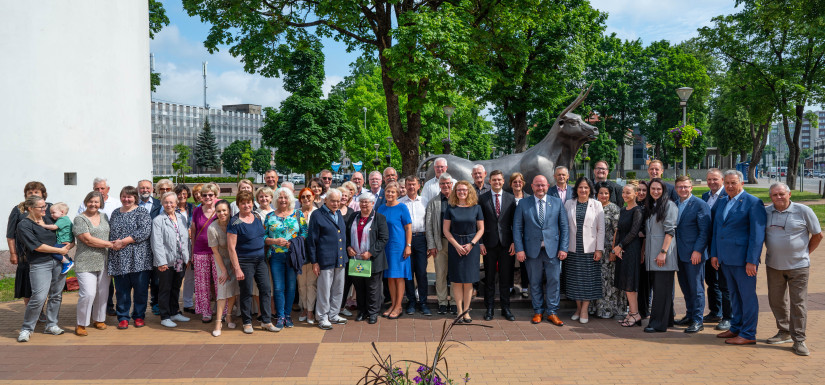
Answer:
[
  {"xmin": 538, "ymin": 199, "xmax": 545, "ymax": 228},
  {"xmin": 723, "ymin": 197, "xmax": 735, "ymax": 220}
]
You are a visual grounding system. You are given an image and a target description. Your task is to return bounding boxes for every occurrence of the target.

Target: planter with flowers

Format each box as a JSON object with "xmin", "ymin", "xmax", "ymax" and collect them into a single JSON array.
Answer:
[{"xmin": 668, "ymin": 124, "xmax": 702, "ymax": 149}]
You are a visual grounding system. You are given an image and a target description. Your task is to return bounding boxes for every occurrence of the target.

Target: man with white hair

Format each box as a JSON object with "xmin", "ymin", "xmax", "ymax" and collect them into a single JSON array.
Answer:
[
  {"xmin": 421, "ymin": 157, "xmax": 456, "ymax": 206},
  {"xmin": 471, "ymin": 164, "xmax": 490, "ymax": 195},
  {"xmin": 383, "ymin": 167, "xmax": 398, "ymax": 185},
  {"xmin": 763, "ymin": 182, "xmax": 822, "ymax": 356},
  {"xmin": 368, "ymin": 171, "xmax": 385, "ymax": 207},
  {"xmin": 710, "ymin": 170, "xmax": 766, "ymax": 346},
  {"xmin": 307, "ymin": 189, "xmax": 349, "ymax": 330},
  {"xmin": 77, "ymin": 177, "xmax": 121, "ymax": 217}
]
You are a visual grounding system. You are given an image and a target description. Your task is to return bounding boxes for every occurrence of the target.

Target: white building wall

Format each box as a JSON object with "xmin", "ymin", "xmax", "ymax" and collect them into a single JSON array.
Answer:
[{"xmin": 0, "ymin": 1, "xmax": 151, "ymax": 250}]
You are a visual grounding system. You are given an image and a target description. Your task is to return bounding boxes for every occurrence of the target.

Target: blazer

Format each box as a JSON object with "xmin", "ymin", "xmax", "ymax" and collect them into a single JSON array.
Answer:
[
  {"xmin": 146, "ymin": 198, "xmax": 163, "ymax": 219},
  {"xmin": 479, "ymin": 189, "xmax": 516, "ymax": 248},
  {"xmin": 644, "ymin": 200, "xmax": 678, "ymax": 272},
  {"xmin": 547, "ymin": 185, "xmax": 574, "ymax": 201},
  {"xmin": 513, "ymin": 195, "xmax": 569, "ymax": 260},
  {"xmin": 674, "ymin": 196, "xmax": 711, "ymax": 263},
  {"xmin": 345, "ymin": 210, "xmax": 390, "ymax": 273},
  {"xmin": 150, "ymin": 212, "xmax": 191, "ymax": 267},
  {"xmin": 424, "ymin": 194, "xmax": 447, "ymax": 250},
  {"xmin": 564, "ymin": 199, "xmax": 605, "ymax": 254},
  {"xmin": 702, "ymin": 189, "xmax": 728, "ymax": 256},
  {"xmin": 306, "ymin": 207, "xmax": 347, "ymax": 270},
  {"xmin": 710, "ymin": 190, "xmax": 766, "ymax": 266},
  {"xmin": 372, "ymin": 188, "xmax": 386, "ymax": 208}
]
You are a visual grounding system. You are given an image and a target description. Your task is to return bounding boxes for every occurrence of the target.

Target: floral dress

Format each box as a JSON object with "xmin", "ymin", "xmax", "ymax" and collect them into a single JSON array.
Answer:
[
  {"xmin": 108, "ymin": 207, "xmax": 153, "ymax": 276},
  {"xmin": 590, "ymin": 202, "xmax": 626, "ymax": 318},
  {"xmin": 264, "ymin": 209, "xmax": 306, "ymax": 256}
]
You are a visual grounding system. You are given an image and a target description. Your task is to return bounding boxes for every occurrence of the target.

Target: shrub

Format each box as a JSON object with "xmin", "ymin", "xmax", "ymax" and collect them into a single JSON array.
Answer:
[{"xmin": 626, "ymin": 171, "xmax": 637, "ymax": 179}]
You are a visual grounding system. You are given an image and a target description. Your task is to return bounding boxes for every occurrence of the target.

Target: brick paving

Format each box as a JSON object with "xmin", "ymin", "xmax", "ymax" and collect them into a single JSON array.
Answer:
[{"xmin": 0, "ymin": 250, "xmax": 823, "ymax": 383}]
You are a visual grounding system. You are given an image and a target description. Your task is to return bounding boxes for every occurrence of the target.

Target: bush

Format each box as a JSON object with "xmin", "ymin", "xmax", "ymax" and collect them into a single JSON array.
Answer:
[
  {"xmin": 153, "ymin": 176, "xmax": 242, "ymax": 184},
  {"xmin": 626, "ymin": 171, "xmax": 637, "ymax": 180}
]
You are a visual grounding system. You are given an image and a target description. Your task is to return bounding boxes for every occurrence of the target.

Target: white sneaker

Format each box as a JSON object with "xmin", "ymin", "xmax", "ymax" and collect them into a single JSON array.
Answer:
[
  {"xmin": 339, "ymin": 308, "xmax": 353, "ymax": 317},
  {"xmin": 171, "ymin": 314, "xmax": 190, "ymax": 322},
  {"xmin": 211, "ymin": 329, "xmax": 221, "ymax": 337},
  {"xmin": 330, "ymin": 316, "xmax": 348, "ymax": 325},
  {"xmin": 43, "ymin": 325, "xmax": 64, "ymax": 335},
  {"xmin": 318, "ymin": 319, "xmax": 333, "ymax": 330},
  {"xmin": 160, "ymin": 319, "xmax": 177, "ymax": 328},
  {"xmin": 298, "ymin": 315, "xmax": 307, "ymax": 322},
  {"xmin": 17, "ymin": 330, "xmax": 31, "ymax": 342}
]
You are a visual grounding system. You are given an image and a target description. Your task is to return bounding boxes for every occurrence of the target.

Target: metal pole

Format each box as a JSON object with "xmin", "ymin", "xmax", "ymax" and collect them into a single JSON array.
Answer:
[{"xmin": 682, "ymin": 105, "xmax": 687, "ymax": 176}]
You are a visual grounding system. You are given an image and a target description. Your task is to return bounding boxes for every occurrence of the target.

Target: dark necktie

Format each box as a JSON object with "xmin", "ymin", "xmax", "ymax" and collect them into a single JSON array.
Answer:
[{"xmin": 495, "ymin": 193, "xmax": 501, "ymax": 217}]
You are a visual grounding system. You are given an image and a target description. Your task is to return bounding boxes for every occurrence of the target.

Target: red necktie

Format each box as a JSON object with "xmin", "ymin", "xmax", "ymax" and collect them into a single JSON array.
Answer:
[{"xmin": 495, "ymin": 193, "xmax": 501, "ymax": 217}]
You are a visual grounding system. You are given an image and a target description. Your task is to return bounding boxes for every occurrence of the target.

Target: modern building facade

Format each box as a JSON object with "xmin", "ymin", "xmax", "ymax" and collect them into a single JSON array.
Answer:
[
  {"xmin": 151, "ymin": 102, "xmax": 264, "ymax": 176},
  {"xmin": 769, "ymin": 111, "xmax": 825, "ymax": 172}
]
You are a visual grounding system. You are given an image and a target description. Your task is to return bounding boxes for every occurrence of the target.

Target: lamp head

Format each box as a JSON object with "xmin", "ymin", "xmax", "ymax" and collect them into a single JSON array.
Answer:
[
  {"xmin": 676, "ymin": 87, "xmax": 694, "ymax": 102},
  {"xmin": 442, "ymin": 105, "xmax": 455, "ymax": 117}
]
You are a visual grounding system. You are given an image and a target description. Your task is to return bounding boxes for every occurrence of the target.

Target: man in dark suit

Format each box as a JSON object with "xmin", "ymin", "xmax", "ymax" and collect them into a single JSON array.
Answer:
[
  {"xmin": 672, "ymin": 176, "xmax": 711, "ymax": 333},
  {"xmin": 593, "ymin": 160, "xmax": 623, "ymax": 206},
  {"xmin": 479, "ymin": 170, "xmax": 516, "ymax": 321},
  {"xmin": 702, "ymin": 168, "xmax": 731, "ymax": 330},
  {"xmin": 647, "ymin": 160, "xmax": 679, "ymax": 202},
  {"xmin": 307, "ymin": 189, "xmax": 349, "ymax": 330},
  {"xmin": 137, "ymin": 179, "xmax": 163, "ymax": 219},
  {"xmin": 547, "ymin": 166, "xmax": 573, "ymax": 202},
  {"xmin": 710, "ymin": 170, "xmax": 766, "ymax": 345},
  {"xmin": 368, "ymin": 171, "xmax": 386, "ymax": 207},
  {"xmin": 513, "ymin": 175, "xmax": 569, "ymax": 326}
]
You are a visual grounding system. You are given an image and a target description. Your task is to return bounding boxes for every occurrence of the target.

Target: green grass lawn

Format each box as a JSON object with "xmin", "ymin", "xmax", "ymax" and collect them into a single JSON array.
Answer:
[
  {"xmin": 0, "ymin": 269, "xmax": 76, "ymax": 302},
  {"xmin": 691, "ymin": 186, "xmax": 822, "ymax": 203}
]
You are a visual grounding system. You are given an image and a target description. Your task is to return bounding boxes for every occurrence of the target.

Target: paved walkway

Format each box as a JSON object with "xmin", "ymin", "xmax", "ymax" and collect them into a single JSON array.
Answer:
[{"xmin": 0, "ymin": 249, "xmax": 823, "ymax": 384}]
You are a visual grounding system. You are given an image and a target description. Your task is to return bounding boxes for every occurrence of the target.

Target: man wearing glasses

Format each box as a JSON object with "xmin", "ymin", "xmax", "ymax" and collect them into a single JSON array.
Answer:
[
  {"xmin": 319, "ymin": 169, "xmax": 334, "ymax": 197},
  {"xmin": 672, "ymin": 176, "xmax": 711, "ymax": 333},
  {"xmin": 764, "ymin": 182, "xmax": 822, "ymax": 356},
  {"xmin": 592, "ymin": 160, "xmax": 623, "ymax": 206}
]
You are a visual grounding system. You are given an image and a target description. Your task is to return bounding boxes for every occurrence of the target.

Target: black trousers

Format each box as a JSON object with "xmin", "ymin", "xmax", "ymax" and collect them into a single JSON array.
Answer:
[
  {"xmin": 156, "ymin": 266, "xmax": 184, "ymax": 320},
  {"xmin": 108, "ymin": 278, "xmax": 115, "ymax": 310},
  {"xmin": 354, "ymin": 272, "xmax": 384, "ymax": 316},
  {"xmin": 150, "ymin": 269, "xmax": 159, "ymax": 306},
  {"xmin": 649, "ymin": 271, "xmax": 675, "ymax": 331},
  {"xmin": 705, "ymin": 259, "xmax": 732, "ymax": 319},
  {"xmin": 637, "ymin": 271, "xmax": 651, "ymax": 318},
  {"xmin": 405, "ymin": 234, "xmax": 429, "ymax": 306},
  {"xmin": 483, "ymin": 243, "xmax": 514, "ymax": 310},
  {"xmin": 340, "ymin": 259, "xmax": 354, "ymax": 310},
  {"xmin": 238, "ymin": 257, "xmax": 273, "ymax": 325}
]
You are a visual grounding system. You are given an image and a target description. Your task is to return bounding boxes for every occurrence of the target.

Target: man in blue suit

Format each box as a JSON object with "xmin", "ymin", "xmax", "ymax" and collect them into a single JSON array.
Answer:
[
  {"xmin": 513, "ymin": 175, "xmax": 569, "ymax": 326},
  {"xmin": 672, "ymin": 176, "xmax": 711, "ymax": 333},
  {"xmin": 307, "ymin": 189, "xmax": 349, "ymax": 330},
  {"xmin": 710, "ymin": 170, "xmax": 766, "ymax": 345},
  {"xmin": 702, "ymin": 168, "xmax": 731, "ymax": 330},
  {"xmin": 547, "ymin": 166, "xmax": 573, "ymax": 202}
]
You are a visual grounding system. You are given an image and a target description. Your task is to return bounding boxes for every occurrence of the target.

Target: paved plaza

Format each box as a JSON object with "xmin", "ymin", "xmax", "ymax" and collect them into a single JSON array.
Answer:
[{"xmin": 0, "ymin": 248, "xmax": 823, "ymax": 384}]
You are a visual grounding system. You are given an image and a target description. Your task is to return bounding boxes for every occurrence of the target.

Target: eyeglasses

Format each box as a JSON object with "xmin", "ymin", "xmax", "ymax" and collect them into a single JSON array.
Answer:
[
  {"xmin": 595, "ymin": 167, "xmax": 608, "ymax": 171},
  {"xmin": 202, "ymin": 193, "xmax": 215, "ymax": 197},
  {"xmin": 676, "ymin": 186, "xmax": 692, "ymax": 190},
  {"xmin": 300, "ymin": 195, "xmax": 313, "ymax": 199},
  {"xmin": 322, "ymin": 177, "xmax": 332, "ymax": 180},
  {"xmin": 158, "ymin": 188, "xmax": 172, "ymax": 192},
  {"xmin": 33, "ymin": 205, "xmax": 47, "ymax": 210}
]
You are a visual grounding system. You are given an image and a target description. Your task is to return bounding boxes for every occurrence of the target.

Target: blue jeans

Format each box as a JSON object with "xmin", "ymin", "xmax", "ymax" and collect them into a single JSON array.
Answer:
[
  {"xmin": 270, "ymin": 252, "xmax": 297, "ymax": 320},
  {"xmin": 113, "ymin": 270, "xmax": 151, "ymax": 321},
  {"xmin": 525, "ymin": 248, "xmax": 561, "ymax": 315}
]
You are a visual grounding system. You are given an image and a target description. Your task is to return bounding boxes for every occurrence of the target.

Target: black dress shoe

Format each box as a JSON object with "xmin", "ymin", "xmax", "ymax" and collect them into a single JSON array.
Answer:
[
  {"xmin": 368, "ymin": 315, "xmax": 378, "ymax": 324},
  {"xmin": 501, "ymin": 308, "xmax": 515, "ymax": 321},
  {"xmin": 715, "ymin": 319, "xmax": 731, "ymax": 331},
  {"xmin": 437, "ymin": 305, "xmax": 447, "ymax": 315},
  {"xmin": 644, "ymin": 326, "xmax": 666, "ymax": 333},
  {"xmin": 184, "ymin": 307, "xmax": 196, "ymax": 314},
  {"xmin": 703, "ymin": 314, "xmax": 722, "ymax": 323},
  {"xmin": 355, "ymin": 313, "xmax": 367, "ymax": 322},
  {"xmin": 674, "ymin": 317, "xmax": 692, "ymax": 326},
  {"xmin": 685, "ymin": 322, "xmax": 704, "ymax": 333},
  {"xmin": 450, "ymin": 305, "xmax": 458, "ymax": 315},
  {"xmin": 484, "ymin": 309, "xmax": 494, "ymax": 321}
]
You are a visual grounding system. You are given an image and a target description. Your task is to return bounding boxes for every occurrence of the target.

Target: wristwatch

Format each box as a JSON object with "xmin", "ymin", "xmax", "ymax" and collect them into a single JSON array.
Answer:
[
  {"xmin": 471, "ymin": 241, "xmax": 477, "ymax": 246},
  {"xmin": 406, "ymin": 243, "xmax": 412, "ymax": 247},
  {"xmin": 660, "ymin": 249, "xmax": 666, "ymax": 254}
]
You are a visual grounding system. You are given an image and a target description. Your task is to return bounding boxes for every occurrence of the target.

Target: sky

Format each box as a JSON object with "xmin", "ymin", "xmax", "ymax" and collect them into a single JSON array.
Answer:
[{"xmin": 150, "ymin": 0, "xmax": 739, "ymax": 110}]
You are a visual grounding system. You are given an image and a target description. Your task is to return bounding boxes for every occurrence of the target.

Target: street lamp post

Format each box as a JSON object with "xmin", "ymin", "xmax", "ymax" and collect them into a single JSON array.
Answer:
[
  {"xmin": 363, "ymin": 107, "xmax": 368, "ymax": 150},
  {"xmin": 385, "ymin": 136, "xmax": 393, "ymax": 167},
  {"xmin": 442, "ymin": 106, "xmax": 455, "ymax": 154},
  {"xmin": 373, "ymin": 143, "xmax": 381, "ymax": 171},
  {"xmin": 491, "ymin": 146, "xmax": 497, "ymax": 159},
  {"xmin": 584, "ymin": 143, "xmax": 590, "ymax": 180},
  {"xmin": 676, "ymin": 87, "xmax": 694, "ymax": 176},
  {"xmin": 466, "ymin": 150, "xmax": 471, "ymax": 160}
]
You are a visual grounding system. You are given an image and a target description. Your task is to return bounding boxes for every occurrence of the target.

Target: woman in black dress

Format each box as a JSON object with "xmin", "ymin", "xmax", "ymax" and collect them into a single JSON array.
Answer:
[
  {"xmin": 443, "ymin": 181, "xmax": 484, "ymax": 323},
  {"xmin": 612, "ymin": 183, "xmax": 645, "ymax": 327}
]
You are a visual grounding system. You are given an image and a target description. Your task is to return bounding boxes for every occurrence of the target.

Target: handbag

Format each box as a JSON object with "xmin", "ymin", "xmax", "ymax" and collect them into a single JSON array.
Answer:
[{"xmin": 347, "ymin": 258, "xmax": 372, "ymax": 277}]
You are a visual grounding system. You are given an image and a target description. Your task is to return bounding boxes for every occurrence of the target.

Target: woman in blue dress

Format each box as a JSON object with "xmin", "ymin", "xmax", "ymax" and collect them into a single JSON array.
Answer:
[{"xmin": 376, "ymin": 182, "xmax": 412, "ymax": 319}]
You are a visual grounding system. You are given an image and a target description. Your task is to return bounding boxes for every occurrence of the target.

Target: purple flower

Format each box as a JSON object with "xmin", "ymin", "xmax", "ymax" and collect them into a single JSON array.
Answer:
[
  {"xmin": 417, "ymin": 366, "xmax": 428, "ymax": 373},
  {"xmin": 414, "ymin": 376, "xmax": 423, "ymax": 384}
]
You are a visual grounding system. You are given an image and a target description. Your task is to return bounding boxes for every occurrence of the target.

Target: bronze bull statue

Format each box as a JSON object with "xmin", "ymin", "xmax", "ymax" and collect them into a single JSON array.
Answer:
[{"xmin": 419, "ymin": 86, "xmax": 597, "ymax": 191}]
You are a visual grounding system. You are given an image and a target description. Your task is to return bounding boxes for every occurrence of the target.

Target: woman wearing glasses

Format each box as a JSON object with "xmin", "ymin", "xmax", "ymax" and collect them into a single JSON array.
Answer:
[
  {"xmin": 296, "ymin": 187, "xmax": 318, "ymax": 324},
  {"xmin": 7, "ymin": 182, "xmax": 52, "ymax": 306},
  {"xmin": 15, "ymin": 195, "xmax": 71, "ymax": 342},
  {"xmin": 190, "ymin": 183, "xmax": 220, "ymax": 323}
]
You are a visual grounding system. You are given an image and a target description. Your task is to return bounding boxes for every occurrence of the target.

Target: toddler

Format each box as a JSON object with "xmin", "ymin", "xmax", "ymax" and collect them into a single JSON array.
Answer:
[{"xmin": 40, "ymin": 202, "xmax": 75, "ymax": 274}]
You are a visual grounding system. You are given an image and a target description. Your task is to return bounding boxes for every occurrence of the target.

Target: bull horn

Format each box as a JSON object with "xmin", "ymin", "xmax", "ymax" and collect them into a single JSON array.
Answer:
[{"xmin": 556, "ymin": 84, "xmax": 592, "ymax": 123}]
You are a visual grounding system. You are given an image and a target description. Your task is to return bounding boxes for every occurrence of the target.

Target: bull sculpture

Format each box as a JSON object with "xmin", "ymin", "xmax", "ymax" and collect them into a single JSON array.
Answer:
[{"xmin": 419, "ymin": 86, "xmax": 598, "ymax": 191}]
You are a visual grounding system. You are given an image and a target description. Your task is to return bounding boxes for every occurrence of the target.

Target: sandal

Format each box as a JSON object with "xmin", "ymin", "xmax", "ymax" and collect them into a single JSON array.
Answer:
[{"xmin": 620, "ymin": 312, "xmax": 641, "ymax": 327}]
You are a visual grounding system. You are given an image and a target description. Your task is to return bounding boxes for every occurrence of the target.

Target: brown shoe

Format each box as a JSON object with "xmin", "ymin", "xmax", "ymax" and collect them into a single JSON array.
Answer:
[
  {"xmin": 546, "ymin": 314, "xmax": 564, "ymax": 326},
  {"xmin": 92, "ymin": 322, "xmax": 107, "ymax": 330},
  {"xmin": 75, "ymin": 326, "xmax": 87, "ymax": 336},
  {"xmin": 717, "ymin": 330, "xmax": 738, "ymax": 339},
  {"xmin": 725, "ymin": 336, "xmax": 756, "ymax": 345},
  {"xmin": 531, "ymin": 314, "xmax": 543, "ymax": 324}
]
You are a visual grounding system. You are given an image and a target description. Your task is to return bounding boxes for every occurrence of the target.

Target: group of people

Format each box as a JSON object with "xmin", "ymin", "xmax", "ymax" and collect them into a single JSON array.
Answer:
[{"xmin": 6, "ymin": 160, "xmax": 819, "ymax": 356}]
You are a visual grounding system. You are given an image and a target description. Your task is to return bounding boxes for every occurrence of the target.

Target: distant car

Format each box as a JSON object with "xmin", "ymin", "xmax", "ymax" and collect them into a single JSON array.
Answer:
[
  {"xmin": 332, "ymin": 174, "xmax": 343, "ymax": 184},
  {"xmin": 292, "ymin": 175, "xmax": 305, "ymax": 185}
]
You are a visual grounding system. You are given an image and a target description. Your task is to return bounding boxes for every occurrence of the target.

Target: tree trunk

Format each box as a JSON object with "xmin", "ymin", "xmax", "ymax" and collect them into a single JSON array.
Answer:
[
  {"xmin": 400, "ymin": 107, "xmax": 423, "ymax": 177},
  {"xmin": 510, "ymin": 111, "xmax": 529, "ymax": 153},
  {"xmin": 747, "ymin": 116, "xmax": 771, "ymax": 184},
  {"xmin": 618, "ymin": 140, "xmax": 625, "ymax": 178},
  {"xmin": 784, "ymin": 104, "xmax": 805, "ymax": 190}
]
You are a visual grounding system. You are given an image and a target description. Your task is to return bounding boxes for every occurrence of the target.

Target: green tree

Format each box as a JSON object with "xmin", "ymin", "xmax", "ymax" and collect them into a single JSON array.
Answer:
[
  {"xmin": 585, "ymin": 131, "xmax": 619, "ymax": 171},
  {"xmin": 221, "ymin": 140, "xmax": 254, "ymax": 180},
  {"xmin": 260, "ymin": 38, "xmax": 349, "ymax": 180},
  {"xmin": 148, "ymin": 0, "xmax": 168, "ymax": 92},
  {"xmin": 699, "ymin": 0, "xmax": 825, "ymax": 189},
  {"xmin": 171, "ymin": 143, "xmax": 192, "ymax": 183},
  {"xmin": 195, "ymin": 117, "xmax": 221, "ymax": 172},
  {"xmin": 251, "ymin": 147, "xmax": 273, "ymax": 179},
  {"xmin": 475, "ymin": 0, "xmax": 605, "ymax": 153}
]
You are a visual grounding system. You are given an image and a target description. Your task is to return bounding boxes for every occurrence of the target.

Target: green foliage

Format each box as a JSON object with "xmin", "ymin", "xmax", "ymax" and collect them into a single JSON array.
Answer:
[
  {"xmin": 586, "ymin": 132, "xmax": 619, "ymax": 171},
  {"xmin": 148, "ymin": 0, "xmax": 169, "ymax": 39},
  {"xmin": 260, "ymin": 38, "xmax": 349, "ymax": 177},
  {"xmin": 221, "ymin": 140, "xmax": 254, "ymax": 180},
  {"xmin": 668, "ymin": 125, "xmax": 702, "ymax": 148},
  {"xmin": 251, "ymin": 147, "xmax": 273, "ymax": 177},
  {"xmin": 153, "ymin": 176, "xmax": 241, "ymax": 184},
  {"xmin": 625, "ymin": 171, "xmax": 637, "ymax": 179},
  {"xmin": 171, "ymin": 144, "xmax": 192, "ymax": 183},
  {"xmin": 150, "ymin": 72, "xmax": 161, "ymax": 93},
  {"xmin": 195, "ymin": 118, "xmax": 221, "ymax": 171}
]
